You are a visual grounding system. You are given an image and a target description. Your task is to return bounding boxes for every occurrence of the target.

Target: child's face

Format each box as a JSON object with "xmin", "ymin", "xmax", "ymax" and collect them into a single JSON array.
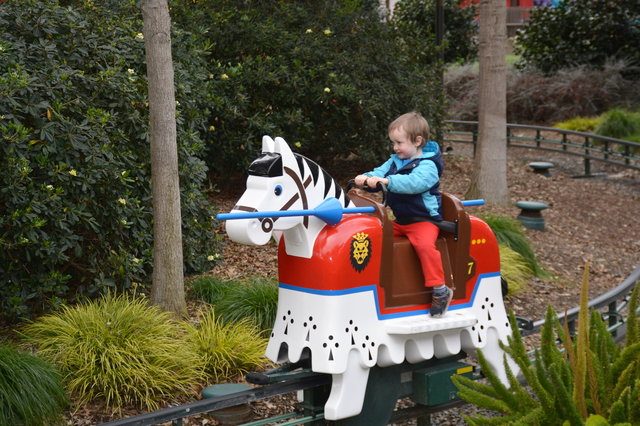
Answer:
[{"xmin": 389, "ymin": 126, "xmax": 423, "ymax": 160}]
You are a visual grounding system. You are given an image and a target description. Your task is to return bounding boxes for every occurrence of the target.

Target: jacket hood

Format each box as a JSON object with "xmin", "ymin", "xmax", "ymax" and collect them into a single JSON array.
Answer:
[{"xmin": 390, "ymin": 141, "xmax": 440, "ymax": 164}]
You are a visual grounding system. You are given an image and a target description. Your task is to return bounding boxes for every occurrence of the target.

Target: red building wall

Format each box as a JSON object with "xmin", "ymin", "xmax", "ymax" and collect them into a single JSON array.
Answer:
[{"xmin": 460, "ymin": 0, "xmax": 534, "ymax": 7}]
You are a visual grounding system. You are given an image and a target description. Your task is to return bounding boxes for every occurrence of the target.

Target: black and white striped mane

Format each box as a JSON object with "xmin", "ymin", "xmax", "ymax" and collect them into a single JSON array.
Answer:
[{"xmin": 248, "ymin": 151, "xmax": 351, "ymax": 208}]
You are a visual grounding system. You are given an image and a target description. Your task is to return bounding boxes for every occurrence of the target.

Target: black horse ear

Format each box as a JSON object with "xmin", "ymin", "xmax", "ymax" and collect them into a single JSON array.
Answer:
[{"xmin": 248, "ymin": 152, "xmax": 283, "ymax": 177}]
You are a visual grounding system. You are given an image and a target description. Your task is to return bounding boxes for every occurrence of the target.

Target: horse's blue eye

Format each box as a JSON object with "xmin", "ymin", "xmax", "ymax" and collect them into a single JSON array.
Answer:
[{"xmin": 274, "ymin": 185, "xmax": 283, "ymax": 196}]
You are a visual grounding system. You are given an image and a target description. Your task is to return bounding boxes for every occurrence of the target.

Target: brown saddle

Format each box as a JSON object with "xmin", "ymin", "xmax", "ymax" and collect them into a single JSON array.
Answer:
[{"xmin": 348, "ymin": 189, "xmax": 475, "ymax": 308}]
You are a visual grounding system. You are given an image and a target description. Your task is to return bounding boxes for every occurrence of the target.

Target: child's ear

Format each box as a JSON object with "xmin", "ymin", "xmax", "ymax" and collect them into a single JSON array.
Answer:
[{"xmin": 414, "ymin": 136, "xmax": 424, "ymax": 146}]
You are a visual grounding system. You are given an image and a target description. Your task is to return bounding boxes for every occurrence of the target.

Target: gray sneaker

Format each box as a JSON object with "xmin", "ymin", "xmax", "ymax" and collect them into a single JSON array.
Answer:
[{"xmin": 430, "ymin": 287, "xmax": 453, "ymax": 318}]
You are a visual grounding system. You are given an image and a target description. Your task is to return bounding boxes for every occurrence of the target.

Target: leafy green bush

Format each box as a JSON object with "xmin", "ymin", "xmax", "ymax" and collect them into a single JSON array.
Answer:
[
  {"xmin": 479, "ymin": 214, "xmax": 546, "ymax": 278},
  {"xmin": 213, "ymin": 277, "xmax": 279, "ymax": 334},
  {"xmin": 554, "ymin": 116, "xmax": 603, "ymax": 133},
  {"xmin": 391, "ymin": 0, "xmax": 478, "ymax": 66},
  {"xmin": 186, "ymin": 308, "xmax": 268, "ymax": 382},
  {"xmin": 453, "ymin": 266, "xmax": 640, "ymax": 425},
  {"xmin": 515, "ymin": 0, "xmax": 640, "ymax": 74},
  {"xmin": 0, "ymin": 0, "xmax": 220, "ymax": 320},
  {"xmin": 170, "ymin": 0, "xmax": 445, "ymax": 174},
  {"xmin": 594, "ymin": 109, "xmax": 640, "ymax": 140},
  {"xmin": 498, "ymin": 244, "xmax": 531, "ymax": 295},
  {"xmin": 0, "ymin": 343, "xmax": 67, "ymax": 426},
  {"xmin": 21, "ymin": 293, "xmax": 204, "ymax": 410}
]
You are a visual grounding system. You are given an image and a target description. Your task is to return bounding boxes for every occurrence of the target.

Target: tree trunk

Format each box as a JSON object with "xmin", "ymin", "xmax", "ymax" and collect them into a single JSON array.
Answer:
[
  {"xmin": 142, "ymin": 0, "xmax": 186, "ymax": 316},
  {"xmin": 465, "ymin": 0, "xmax": 509, "ymax": 206}
]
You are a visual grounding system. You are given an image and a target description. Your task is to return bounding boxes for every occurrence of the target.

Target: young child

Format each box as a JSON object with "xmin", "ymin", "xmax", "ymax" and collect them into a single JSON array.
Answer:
[{"xmin": 354, "ymin": 111, "xmax": 452, "ymax": 317}]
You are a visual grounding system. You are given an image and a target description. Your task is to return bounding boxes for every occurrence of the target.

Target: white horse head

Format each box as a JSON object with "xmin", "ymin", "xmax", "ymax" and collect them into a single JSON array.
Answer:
[{"xmin": 226, "ymin": 136, "xmax": 353, "ymax": 258}]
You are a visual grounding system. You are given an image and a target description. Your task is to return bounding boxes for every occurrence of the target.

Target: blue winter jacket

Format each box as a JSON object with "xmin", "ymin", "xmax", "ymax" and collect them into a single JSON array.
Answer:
[{"xmin": 364, "ymin": 141, "xmax": 443, "ymax": 221}]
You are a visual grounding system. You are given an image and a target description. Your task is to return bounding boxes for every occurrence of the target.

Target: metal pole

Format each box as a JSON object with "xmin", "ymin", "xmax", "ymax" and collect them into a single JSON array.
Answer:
[{"xmin": 435, "ymin": 0, "xmax": 445, "ymax": 144}]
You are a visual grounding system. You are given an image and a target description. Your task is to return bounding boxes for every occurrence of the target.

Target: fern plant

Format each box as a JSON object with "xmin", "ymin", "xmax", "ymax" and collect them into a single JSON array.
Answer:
[
  {"xmin": 453, "ymin": 262, "xmax": 640, "ymax": 425},
  {"xmin": 186, "ymin": 308, "xmax": 269, "ymax": 382},
  {"xmin": 21, "ymin": 293, "xmax": 205, "ymax": 411},
  {"xmin": 0, "ymin": 343, "xmax": 67, "ymax": 426}
]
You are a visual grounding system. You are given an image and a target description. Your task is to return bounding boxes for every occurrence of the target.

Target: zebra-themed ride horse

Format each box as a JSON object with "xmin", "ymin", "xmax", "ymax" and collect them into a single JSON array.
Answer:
[{"xmin": 222, "ymin": 136, "xmax": 517, "ymax": 420}]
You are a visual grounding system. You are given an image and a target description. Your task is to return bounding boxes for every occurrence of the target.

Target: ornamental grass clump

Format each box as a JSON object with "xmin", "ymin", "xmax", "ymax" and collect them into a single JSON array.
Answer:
[
  {"xmin": 21, "ymin": 293, "xmax": 204, "ymax": 411},
  {"xmin": 189, "ymin": 276, "xmax": 235, "ymax": 305},
  {"xmin": 214, "ymin": 277, "xmax": 279, "ymax": 334},
  {"xmin": 186, "ymin": 308, "xmax": 269, "ymax": 382},
  {"xmin": 554, "ymin": 116, "xmax": 603, "ymax": 133},
  {"xmin": 0, "ymin": 343, "xmax": 67, "ymax": 426},
  {"xmin": 480, "ymin": 214, "xmax": 547, "ymax": 278},
  {"xmin": 498, "ymin": 244, "xmax": 532, "ymax": 295},
  {"xmin": 453, "ymin": 262, "xmax": 640, "ymax": 425}
]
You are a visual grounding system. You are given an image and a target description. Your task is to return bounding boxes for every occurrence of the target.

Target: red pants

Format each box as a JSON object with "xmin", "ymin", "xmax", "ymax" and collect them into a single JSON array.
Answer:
[{"xmin": 393, "ymin": 221, "xmax": 445, "ymax": 288}]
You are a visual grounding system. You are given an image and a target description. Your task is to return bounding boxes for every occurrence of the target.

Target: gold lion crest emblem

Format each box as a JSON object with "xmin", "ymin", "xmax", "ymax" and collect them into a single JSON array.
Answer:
[{"xmin": 350, "ymin": 232, "xmax": 371, "ymax": 272}]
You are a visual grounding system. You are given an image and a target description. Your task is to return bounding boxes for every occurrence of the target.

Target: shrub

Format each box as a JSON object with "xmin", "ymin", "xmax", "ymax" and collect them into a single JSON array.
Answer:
[
  {"xmin": 594, "ymin": 109, "xmax": 640, "ymax": 140},
  {"xmin": 498, "ymin": 244, "xmax": 531, "ymax": 295},
  {"xmin": 189, "ymin": 276, "xmax": 235, "ymax": 305},
  {"xmin": 21, "ymin": 293, "xmax": 204, "ymax": 411},
  {"xmin": 453, "ymin": 264, "xmax": 640, "ymax": 424},
  {"xmin": 554, "ymin": 116, "xmax": 602, "ymax": 133},
  {"xmin": 479, "ymin": 214, "xmax": 546, "ymax": 278},
  {"xmin": 446, "ymin": 61, "xmax": 640, "ymax": 124},
  {"xmin": 391, "ymin": 0, "xmax": 478, "ymax": 66},
  {"xmin": 0, "ymin": 0, "xmax": 220, "ymax": 320},
  {"xmin": 514, "ymin": 0, "xmax": 640, "ymax": 74},
  {"xmin": 214, "ymin": 277, "xmax": 280, "ymax": 334},
  {"xmin": 170, "ymin": 0, "xmax": 445, "ymax": 174},
  {"xmin": 0, "ymin": 343, "xmax": 67, "ymax": 426},
  {"xmin": 186, "ymin": 308, "xmax": 268, "ymax": 382}
]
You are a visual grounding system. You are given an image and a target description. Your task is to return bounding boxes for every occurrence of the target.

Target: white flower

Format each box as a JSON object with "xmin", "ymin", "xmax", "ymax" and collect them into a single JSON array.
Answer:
[
  {"xmin": 127, "ymin": 68, "xmax": 135, "ymax": 74},
  {"xmin": 324, "ymin": 87, "xmax": 331, "ymax": 93},
  {"xmin": 135, "ymin": 33, "xmax": 144, "ymax": 40},
  {"xmin": 118, "ymin": 198, "xmax": 127, "ymax": 205}
]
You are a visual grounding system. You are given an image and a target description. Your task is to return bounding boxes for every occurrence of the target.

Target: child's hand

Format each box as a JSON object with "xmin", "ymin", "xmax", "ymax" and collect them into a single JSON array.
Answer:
[
  {"xmin": 354, "ymin": 175, "xmax": 368, "ymax": 186},
  {"xmin": 366, "ymin": 176, "xmax": 389, "ymax": 187}
]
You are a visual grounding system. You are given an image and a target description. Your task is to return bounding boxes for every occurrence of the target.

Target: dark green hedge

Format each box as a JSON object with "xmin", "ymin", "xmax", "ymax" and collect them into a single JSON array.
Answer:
[
  {"xmin": 170, "ymin": 0, "xmax": 446, "ymax": 174},
  {"xmin": 1, "ymin": 0, "xmax": 448, "ymax": 320},
  {"xmin": 515, "ymin": 0, "xmax": 640, "ymax": 74},
  {"xmin": 0, "ymin": 0, "xmax": 220, "ymax": 320}
]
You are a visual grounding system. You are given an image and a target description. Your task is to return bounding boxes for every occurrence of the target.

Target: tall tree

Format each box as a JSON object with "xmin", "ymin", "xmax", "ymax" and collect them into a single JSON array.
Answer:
[
  {"xmin": 142, "ymin": 0, "xmax": 187, "ymax": 315},
  {"xmin": 465, "ymin": 0, "xmax": 509, "ymax": 205}
]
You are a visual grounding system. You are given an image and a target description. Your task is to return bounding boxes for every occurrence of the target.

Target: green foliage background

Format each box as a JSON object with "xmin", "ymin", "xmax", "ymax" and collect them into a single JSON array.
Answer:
[
  {"xmin": 0, "ymin": 0, "xmax": 454, "ymax": 320},
  {"xmin": 170, "ymin": 0, "xmax": 447, "ymax": 174},
  {"xmin": 515, "ymin": 0, "xmax": 640, "ymax": 74},
  {"xmin": 0, "ymin": 0, "xmax": 220, "ymax": 320},
  {"xmin": 392, "ymin": 0, "xmax": 478, "ymax": 67}
]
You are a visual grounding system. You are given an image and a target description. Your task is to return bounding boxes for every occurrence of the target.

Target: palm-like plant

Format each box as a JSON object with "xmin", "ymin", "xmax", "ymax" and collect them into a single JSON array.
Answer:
[{"xmin": 453, "ymin": 262, "xmax": 640, "ymax": 425}]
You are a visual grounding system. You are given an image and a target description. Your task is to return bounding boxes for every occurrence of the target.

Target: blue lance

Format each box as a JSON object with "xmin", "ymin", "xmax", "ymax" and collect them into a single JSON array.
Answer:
[{"xmin": 217, "ymin": 197, "xmax": 485, "ymax": 226}]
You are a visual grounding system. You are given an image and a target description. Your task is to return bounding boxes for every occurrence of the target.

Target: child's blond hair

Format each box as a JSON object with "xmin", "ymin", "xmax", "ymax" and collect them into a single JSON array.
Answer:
[{"xmin": 388, "ymin": 111, "xmax": 430, "ymax": 147}]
